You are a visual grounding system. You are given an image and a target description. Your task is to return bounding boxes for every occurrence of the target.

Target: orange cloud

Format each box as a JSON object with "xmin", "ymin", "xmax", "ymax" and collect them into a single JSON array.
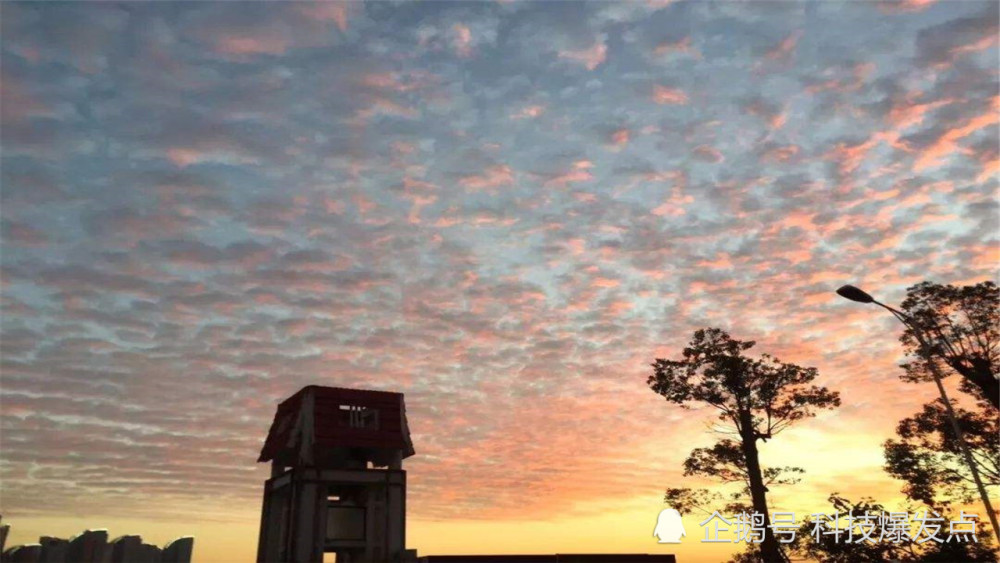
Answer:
[
  {"xmin": 544, "ymin": 161, "xmax": 594, "ymax": 188},
  {"xmin": 511, "ymin": 105, "xmax": 545, "ymax": 119},
  {"xmin": 698, "ymin": 254, "xmax": 733, "ymax": 269},
  {"xmin": 651, "ymin": 85, "xmax": 688, "ymax": 105},
  {"xmin": 653, "ymin": 36, "xmax": 699, "ymax": 59},
  {"xmin": 453, "ymin": 24, "xmax": 473, "ymax": 58},
  {"xmin": 609, "ymin": 128, "xmax": 630, "ymax": 148},
  {"xmin": 693, "ymin": 145, "xmax": 724, "ymax": 163},
  {"xmin": 887, "ymin": 95, "xmax": 952, "ymax": 130},
  {"xmin": 459, "ymin": 165, "xmax": 515, "ymax": 191},
  {"xmin": 167, "ymin": 148, "xmax": 202, "ymax": 168},
  {"xmin": 762, "ymin": 144, "xmax": 800, "ymax": 163},
  {"xmin": 976, "ymin": 155, "xmax": 998, "ymax": 184},
  {"xmin": 591, "ymin": 277, "xmax": 620, "ymax": 289},
  {"xmin": 558, "ymin": 40, "xmax": 607, "ymax": 70},
  {"xmin": 914, "ymin": 97, "xmax": 1000, "ymax": 171},
  {"xmin": 879, "ymin": 0, "xmax": 936, "ymax": 13},
  {"xmin": 297, "ymin": 2, "xmax": 351, "ymax": 32},
  {"xmin": 215, "ymin": 35, "xmax": 291, "ymax": 56},
  {"xmin": 766, "ymin": 31, "xmax": 803, "ymax": 61}
]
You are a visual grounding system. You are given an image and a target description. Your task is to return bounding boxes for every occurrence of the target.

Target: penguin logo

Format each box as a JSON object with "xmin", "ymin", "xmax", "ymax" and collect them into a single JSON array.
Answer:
[{"xmin": 653, "ymin": 508, "xmax": 686, "ymax": 543}]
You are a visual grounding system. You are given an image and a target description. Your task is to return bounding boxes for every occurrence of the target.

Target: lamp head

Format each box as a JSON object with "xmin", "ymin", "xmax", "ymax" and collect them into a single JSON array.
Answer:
[{"xmin": 836, "ymin": 285, "xmax": 875, "ymax": 304}]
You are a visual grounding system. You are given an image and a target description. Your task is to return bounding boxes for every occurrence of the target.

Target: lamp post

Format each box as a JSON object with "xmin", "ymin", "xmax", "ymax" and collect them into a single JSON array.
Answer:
[{"xmin": 836, "ymin": 284, "xmax": 1000, "ymax": 544}]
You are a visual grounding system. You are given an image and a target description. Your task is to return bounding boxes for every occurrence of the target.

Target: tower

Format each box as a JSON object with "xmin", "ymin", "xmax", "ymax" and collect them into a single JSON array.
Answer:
[{"xmin": 256, "ymin": 386, "xmax": 415, "ymax": 563}]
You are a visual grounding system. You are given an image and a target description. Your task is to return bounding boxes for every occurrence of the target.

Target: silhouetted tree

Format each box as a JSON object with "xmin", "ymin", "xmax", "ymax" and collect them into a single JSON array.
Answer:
[
  {"xmin": 883, "ymin": 400, "xmax": 1000, "ymax": 509},
  {"xmin": 898, "ymin": 281, "xmax": 999, "ymax": 410},
  {"xmin": 649, "ymin": 328, "xmax": 840, "ymax": 563},
  {"xmin": 790, "ymin": 493, "xmax": 997, "ymax": 562}
]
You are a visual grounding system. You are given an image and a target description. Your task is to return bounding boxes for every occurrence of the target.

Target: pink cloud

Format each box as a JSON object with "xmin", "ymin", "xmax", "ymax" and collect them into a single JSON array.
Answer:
[
  {"xmin": 459, "ymin": 165, "xmax": 515, "ymax": 191},
  {"xmin": 558, "ymin": 39, "xmax": 607, "ymax": 70},
  {"xmin": 215, "ymin": 35, "xmax": 291, "ymax": 56},
  {"xmin": 359, "ymin": 72, "xmax": 435, "ymax": 93},
  {"xmin": 825, "ymin": 136, "xmax": 880, "ymax": 178},
  {"xmin": 878, "ymin": 0, "xmax": 936, "ymax": 13},
  {"xmin": 762, "ymin": 144, "xmax": 800, "ymax": 163},
  {"xmin": 591, "ymin": 277, "xmax": 620, "ymax": 289},
  {"xmin": 914, "ymin": 96, "xmax": 999, "ymax": 171},
  {"xmin": 323, "ymin": 197, "xmax": 346, "ymax": 215},
  {"xmin": 946, "ymin": 34, "xmax": 998, "ymax": 60},
  {"xmin": 653, "ymin": 36, "xmax": 699, "ymax": 59},
  {"xmin": 765, "ymin": 210, "xmax": 816, "ymax": 234},
  {"xmin": 975, "ymin": 155, "xmax": 998, "ymax": 184},
  {"xmin": 693, "ymin": 144, "xmax": 724, "ymax": 163},
  {"xmin": 354, "ymin": 97, "xmax": 420, "ymax": 122},
  {"xmin": 651, "ymin": 85, "xmax": 688, "ymax": 105},
  {"xmin": 565, "ymin": 238, "xmax": 586, "ymax": 255},
  {"xmin": 406, "ymin": 194, "xmax": 437, "ymax": 225},
  {"xmin": 766, "ymin": 31, "xmax": 803, "ymax": 61},
  {"xmin": 608, "ymin": 128, "xmax": 630, "ymax": 148},
  {"xmin": 544, "ymin": 160, "xmax": 594, "ymax": 188},
  {"xmin": 698, "ymin": 254, "xmax": 733, "ymax": 269},
  {"xmin": 651, "ymin": 199, "xmax": 688, "ymax": 217},
  {"xmin": 353, "ymin": 193, "xmax": 377, "ymax": 215},
  {"xmin": 605, "ymin": 300, "xmax": 633, "ymax": 316},
  {"xmin": 296, "ymin": 2, "xmax": 351, "ymax": 32},
  {"xmin": 511, "ymin": 105, "xmax": 545, "ymax": 119},
  {"xmin": 3, "ymin": 221, "xmax": 48, "ymax": 247},
  {"xmin": 452, "ymin": 24, "xmax": 473, "ymax": 58},
  {"xmin": 887, "ymin": 92, "xmax": 953, "ymax": 130},
  {"xmin": 650, "ymin": 170, "xmax": 693, "ymax": 216},
  {"xmin": 805, "ymin": 62, "xmax": 875, "ymax": 95},
  {"xmin": 166, "ymin": 148, "xmax": 202, "ymax": 168},
  {"xmin": 744, "ymin": 99, "xmax": 786, "ymax": 131}
]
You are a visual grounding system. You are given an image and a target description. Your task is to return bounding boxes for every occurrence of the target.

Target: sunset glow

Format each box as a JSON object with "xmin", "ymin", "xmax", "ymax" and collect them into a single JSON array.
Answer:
[{"xmin": 1, "ymin": 1, "xmax": 997, "ymax": 562}]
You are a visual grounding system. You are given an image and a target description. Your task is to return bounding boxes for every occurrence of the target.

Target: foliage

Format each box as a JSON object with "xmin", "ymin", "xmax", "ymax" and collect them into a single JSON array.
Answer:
[
  {"xmin": 883, "ymin": 399, "xmax": 1000, "ymax": 509},
  {"xmin": 789, "ymin": 494, "xmax": 998, "ymax": 562},
  {"xmin": 650, "ymin": 328, "xmax": 840, "ymax": 563},
  {"xmin": 648, "ymin": 328, "xmax": 841, "ymax": 441},
  {"xmin": 681, "ymin": 439, "xmax": 804, "ymax": 495},
  {"xmin": 898, "ymin": 281, "xmax": 999, "ymax": 409}
]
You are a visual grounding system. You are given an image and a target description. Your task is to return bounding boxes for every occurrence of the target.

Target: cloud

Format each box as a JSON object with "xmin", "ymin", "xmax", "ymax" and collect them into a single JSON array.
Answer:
[
  {"xmin": 878, "ymin": 0, "xmax": 936, "ymax": 14},
  {"xmin": 459, "ymin": 165, "xmax": 515, "ymax": 192},
  {"xmin": 913, "ymin": 3, "xmax": 999, "ymax": 68},
  {"xmin": 2, "ymin": 220, "xmax": 49, "ymax": 247},
  {"xmin": 1, "ymin": 4, "xmax": 997, "ymax": 561},
  {"xmin": 295, "ymin": 2, "xmax": 353, "ymax": 33},
  {"xmin": 651, "ymin": 85, "xmax": 688, "ymax": 105},
  {"xmin": 511, "ymin": 105, "xmax": 546, "ymax": 119},
  {"xmin": 693, "ymin": 145, "xmax": 723, "ymax": 163},
  {"xmin": 766, "ymin": 31, "xmax": 803, "ymax": 62},
  {"xmin": 912, "ymin": 96, "xmax": 999, "ymax": 171},
  {"xmin": 558, "ymin": 38, "xmax": 607, "ymax": 70},
  {"xmin": 541, "ymin": 160, "xmax": 595, "ymax": 188}
]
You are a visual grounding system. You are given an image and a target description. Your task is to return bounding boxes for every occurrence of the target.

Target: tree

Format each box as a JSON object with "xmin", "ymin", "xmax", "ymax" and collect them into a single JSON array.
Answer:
[
  {"xmin": 679, "ymin": 440, "xmax": 805, "ymax": 509},
  {"xmin": 790, "ymin": 495, "xmax": 911, "ymax": 562},
  {"xmin": 898, "ymin": 281, "xmax": 999, "ymax": 410},
  {"xmin": 648, "ymin": 328, "xmax": 841, "ymax": 563},
  {"xmin": 790, "ymin": 493, "xmax": 998, "ymax": 562},
  {"xmin": 883, "ymin": 399, "xmax": 1000, "ymax": 510}
]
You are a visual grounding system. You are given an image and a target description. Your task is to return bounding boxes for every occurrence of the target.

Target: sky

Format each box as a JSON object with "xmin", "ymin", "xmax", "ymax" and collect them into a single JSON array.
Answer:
[{"xmin": 0, "ymin": 1, "xmax": 997, "ymax": 561}]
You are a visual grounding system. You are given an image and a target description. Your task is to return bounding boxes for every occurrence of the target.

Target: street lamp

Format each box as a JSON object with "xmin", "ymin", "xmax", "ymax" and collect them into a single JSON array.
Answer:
[{"xmin": 836, "ymin": 284, "xmax": 1000, "ymax": 544}]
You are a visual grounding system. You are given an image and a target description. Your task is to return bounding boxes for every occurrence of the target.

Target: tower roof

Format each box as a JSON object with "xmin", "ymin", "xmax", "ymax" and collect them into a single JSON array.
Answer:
[{"xmin": 258, "ymin": 385, "xmax": 415, "ymax": 467}]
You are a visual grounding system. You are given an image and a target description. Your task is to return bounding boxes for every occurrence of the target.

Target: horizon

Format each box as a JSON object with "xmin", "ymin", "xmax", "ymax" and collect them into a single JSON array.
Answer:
[{"xmin": 1, "ymin": 1, "xmax": 997, "ymax": 562}]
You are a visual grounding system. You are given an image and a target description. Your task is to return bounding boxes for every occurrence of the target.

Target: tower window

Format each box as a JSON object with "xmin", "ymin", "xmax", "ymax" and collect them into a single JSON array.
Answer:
[{"xmin": 339, "ymin": 404, "xmax": 379, "ymax": 430}]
